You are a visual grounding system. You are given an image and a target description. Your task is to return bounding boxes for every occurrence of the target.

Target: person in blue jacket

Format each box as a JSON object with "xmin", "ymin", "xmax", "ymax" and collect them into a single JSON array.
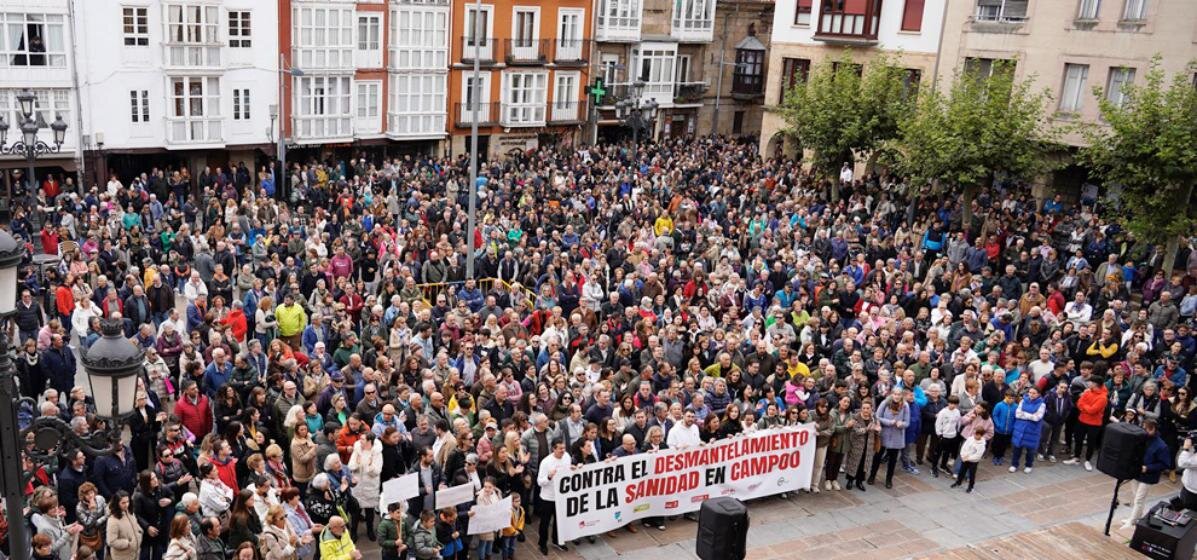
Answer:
[
  {"xmin": 1122, "ymin": 419, "xmax": 1173, "ymax": 530},
  {"xmin": 1009, "ymin": 387, "xmax": 1046, "ymax": 473},
  {"xmin": 990, "ymin": 391, "xmax": 1017, "ymax": 466},
  {"xmin": 901, "ymin": 390, "xmax": 922, "ymax": 475}
]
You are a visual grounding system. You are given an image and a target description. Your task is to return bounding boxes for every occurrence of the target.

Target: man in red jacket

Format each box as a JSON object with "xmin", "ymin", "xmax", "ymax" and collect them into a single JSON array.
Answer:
[{"xmin": 174, "ymin": 380, "xmax": 213, "ymax": 442}]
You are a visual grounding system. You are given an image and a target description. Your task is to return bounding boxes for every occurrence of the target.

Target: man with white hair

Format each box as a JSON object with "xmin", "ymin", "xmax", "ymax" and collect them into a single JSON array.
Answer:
[{"xmin": 202, "ymin": 348, "xmax": 232, "ymax": 398}]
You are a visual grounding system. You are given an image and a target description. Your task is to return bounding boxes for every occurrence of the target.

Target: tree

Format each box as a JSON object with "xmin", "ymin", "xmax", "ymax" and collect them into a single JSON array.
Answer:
[
  {"xmin": 778, "ymin": 52, "xmax": 911, "ymax": 199},
  {"xmin": 1080, "ymin": 58, "xmax": 1197, "ymax": 278},
  {"xmin": 886, "ymin": 62, "xmax": 1056, "ymax": 228}
]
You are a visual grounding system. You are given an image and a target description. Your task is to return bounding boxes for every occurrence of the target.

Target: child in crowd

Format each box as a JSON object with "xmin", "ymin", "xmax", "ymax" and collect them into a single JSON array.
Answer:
[
  {"xmin": 498, "ymin": 493, "xmax": 526, "ymax": 560},
  {"xmin": 931, "ymin": 395, "xmax": 961, "ymax": 478},
  {"xmin": 954, "ymin": 427, "xmax": 988, "ymax": 493}
]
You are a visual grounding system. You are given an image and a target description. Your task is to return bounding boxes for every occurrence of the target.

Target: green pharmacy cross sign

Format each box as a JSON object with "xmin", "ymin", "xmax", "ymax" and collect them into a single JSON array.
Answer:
[{"xmin": 590, "ymin": 78, "xmax": 607, "ymax": 106}]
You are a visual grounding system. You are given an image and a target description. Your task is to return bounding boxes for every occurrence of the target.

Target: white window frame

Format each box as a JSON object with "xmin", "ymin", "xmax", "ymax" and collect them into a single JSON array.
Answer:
[
  {"xmin": 1106, "ymin": 67, "xmax": 1135, "ymax": 108},
  {"xmin": 389, "ymin": 6, "xmax": 448, "ymax": 70},
  {"xmin": 463, "ymin": 4, "xmax": 494, "ymax": 59},
  {"xmin": 502, "ymin": 71, "xmax": 547, "ymax": 126},
  {"xmin": 292, "ymin": 6, "xmax": 355, "ymax": 70},
  {"xmin": 0, "ymin": 13, "xmax": 68, "ymax": 68},
  {"xmin": 672, "ymin": 0, "xmax": 714, "ymax": 32},
  {"xmin": 232, "ymin": 88, "xmax": 251, "ymax": 121},
  {"xmin": 636, "ymin": 46, "xmax": 677, "ymax": 100},
  {"xmin": 599, "ymin": 0, "xmax": 641, "ymax": 30},
  {"xmin": 1059, "ymin": 63, "xmax": 1089, "ymax": 113},
  {"xmin": 123, "ymin": 6, "xmax": 149, "ymax": 46},
  {"xmin": 130, "ymin": 90, "xmax": 150, "ymax": 123},
  {"xmin": 461, "ymin": 72, "xmax": 491, "ymax": 124},
  {"xmin": 975, "ymin": 0, "xmax": 1029, "ymax": 23},
  {"xmin": 356, "ymin": 13, "xmax": 382, "ymax": 68},
  {"xmin": 552, "ymin": 71, "xmax": 580, "ymax": 122},
  {"xmin": 510, "ymin": 6, "xmax": 540, "ymax": 60},
  {"xmin": 1, "ymin": 90, "xmax": 72, "ymax": 145},
  {"xmin": 1122, "ymin": 0, "xmax": 1146, "ymax": 20},
  {"xmin": 228, "ymin": 10, "xmax": 251, "ymax": 48},
  {"xmin": 1077, "ymin": 0, "xmax": 1101, "ymax": 19},
  {"xmin": 600, "ymin": 53, "xmax": 619, "ymax": 85},
  {"xmin": 556, "ymin": 9, "xmax": 584, "ymax": 60},
  {"xmin": 168, "ymin": 76, "xmax": 222, "ymax": 143},
  {"xmin": 355, "ymin": 80, "xmax": 382, "ymax": 134},
  {"xmin": 676, "ymin": 54, "xmax": 691, "ymax": 83},
  {"xmin": 388, "ymin": 73, "xmax": 446, "ymax": 136},
  {"xmin": 164, "ymin": 4, "xmax": 221, "ymax": 67}
]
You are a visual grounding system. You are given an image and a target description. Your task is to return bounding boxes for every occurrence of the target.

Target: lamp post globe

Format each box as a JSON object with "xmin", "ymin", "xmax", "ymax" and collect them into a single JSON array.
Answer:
[{"xmin": 81, "ymin": 318, "xmax": 144, "ymax": 421}]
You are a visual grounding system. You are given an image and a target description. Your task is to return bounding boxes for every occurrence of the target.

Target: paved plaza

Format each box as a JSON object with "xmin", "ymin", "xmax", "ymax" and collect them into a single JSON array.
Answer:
[{"xmin": 372, "ymin": 458, "xmax": 1172, "ymax": 559}]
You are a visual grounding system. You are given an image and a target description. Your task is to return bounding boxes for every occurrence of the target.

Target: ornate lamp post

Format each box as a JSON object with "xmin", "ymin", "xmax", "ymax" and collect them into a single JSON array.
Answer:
[
  {"xmin": 0, "ymin": 90, "xmax": 68, "ymax": 194},
  {"xmin": 613, "ymin": 81, "xmax": 659, "ymax": 146},
  {"xmin": 0, "ymin": 227, "xmax": 140, "ymax": 560}
]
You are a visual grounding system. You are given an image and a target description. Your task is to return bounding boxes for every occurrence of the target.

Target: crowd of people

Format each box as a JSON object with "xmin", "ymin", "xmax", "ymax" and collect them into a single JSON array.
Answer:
[{"xmin": 4, "ymin": 134, "xmax": 1197, "ymax": 560}]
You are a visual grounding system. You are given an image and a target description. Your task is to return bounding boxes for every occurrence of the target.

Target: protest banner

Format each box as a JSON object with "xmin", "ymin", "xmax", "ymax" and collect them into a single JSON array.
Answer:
[
  {"xmin": 468, "ymin": 496, "xmax": 513, "ymax": 535},
  {"xmin": 381, "ymin": 473, "xmax": 419, "ymax": 509},
  {"xmin": 436, "ymin": 482, "xmax": 477, "ymax": 508},
  {"xmin": 553, "ymin": 425, "xmax": 815, "ymax": 541}
]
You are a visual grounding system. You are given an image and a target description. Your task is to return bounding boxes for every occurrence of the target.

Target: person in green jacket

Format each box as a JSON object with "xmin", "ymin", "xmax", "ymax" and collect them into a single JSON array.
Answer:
[
  {"xmin": 410, "ymin": 510, "xmax": 442, "ymax": 560},
  {"xmin": 377, "ymin": 502, "xmax": 408, "ymax": 560},
  {"xmin": 318, "ymin": 516, "xmax": 361, "ymax": 560}
]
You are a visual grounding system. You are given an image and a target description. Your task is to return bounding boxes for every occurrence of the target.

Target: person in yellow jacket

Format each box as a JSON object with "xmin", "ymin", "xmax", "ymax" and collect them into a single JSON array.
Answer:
[
  {"xmin": 319, "ymin": 516, "xmax": 362, "ymax": 560},
  {"xmin": 498, "ymin": 493, "xmax": 526, "ymax": 560},
  {"xmin": 275, "ymin": 293, "xmax": 308, "ymax": 351},
  {"xmin": 653, "ymin": 214, "xmax": 674, "ymax": 237}
]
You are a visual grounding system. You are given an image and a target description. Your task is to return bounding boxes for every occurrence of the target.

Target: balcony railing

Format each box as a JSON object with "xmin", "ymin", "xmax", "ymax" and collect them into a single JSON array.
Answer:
[
  {"xmin": 460, "ymin": 37, "xmax": 495, "ymax": 62},
  {"xmin": 814, "ymin": 0, "xmax": 881, "ymax": 43},
  {"xmin": 166, "ymin": 116, "xmax": 223, "ymax": 145},
  {"xmin": 454, "ymin": 102, "xmax": 498, "ymax": 127},
  {"xmin": 674, "ymin": 81, "xmax": 708, "ymax": 102},
  {"xmin": 550, "ymin": 100, "xmax": 586, "ymax": 123},
  {"xmin": 500, "ymin": 103, "xmax": 546, "ymax": 127},
  {"xmin": 553, "ymin": 39, "xmax": 589, "ymax": 65},
  {"xmin": 505, "ymin": 39, "xmax": 548, "ymax": 65}
]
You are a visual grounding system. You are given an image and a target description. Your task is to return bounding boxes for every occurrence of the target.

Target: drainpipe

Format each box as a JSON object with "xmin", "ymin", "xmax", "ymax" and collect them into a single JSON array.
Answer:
[
  {"xmin": 67, "ymin": 0, "xmax": 87, "ymax": 192},
  {"xmin": 930, "ymin": 0, "xmax": 950, "ymax": 90}
]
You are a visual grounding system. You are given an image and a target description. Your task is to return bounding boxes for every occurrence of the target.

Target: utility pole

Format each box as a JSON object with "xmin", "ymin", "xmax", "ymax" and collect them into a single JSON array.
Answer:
[
  {"xmin": 712, "ymin": 0, "xmax": 739, "ymax": 135},
  {"xmin": 466, "ymin": 0, "xmax": 482, "ymax": 279},
  {"xmin": 278, "ymin": 52, "xmax": 288, "ymax": 202}
]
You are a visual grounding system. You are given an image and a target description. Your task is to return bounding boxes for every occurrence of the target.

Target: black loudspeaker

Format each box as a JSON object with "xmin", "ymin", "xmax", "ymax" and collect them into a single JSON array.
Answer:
[
  {"xmin": 1097, "ymin": 422, "xmax": 1147, "ymax": 480},
  {"xmin": 1130, "ymin": 502, "xmax": 1197, "ymax": 560},
  {"xmin": 696, "ymin": 497, "xmax": 749, "ymax": 560}
]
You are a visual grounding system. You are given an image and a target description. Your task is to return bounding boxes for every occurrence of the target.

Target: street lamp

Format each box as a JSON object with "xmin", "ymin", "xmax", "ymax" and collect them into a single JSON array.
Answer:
[
  {"xmin": 0, "ymin": 89, "xmax": 68, "ymax": 195},
  {"xmin": 614, "ymin": 81, "xmax": 658, "ymax": 145},
  {"xmin": 277, "ymin": 55, "xmax": 305, "ymax": 203},
  {"xmin": 0, "ymin": 227, "xmax": 139, "ymax": 560}
]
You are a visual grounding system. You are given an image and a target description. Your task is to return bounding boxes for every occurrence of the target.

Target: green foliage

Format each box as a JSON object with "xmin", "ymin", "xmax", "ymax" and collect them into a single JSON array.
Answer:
[
  {"xmin": 886, "ymin": 61, "xmax": 1057, "ymax": 193},
  {"xmin": 1080, "ymin": 57, "xmax": 1197, "ymax": 246},
  {"xmin": 778, "ymin": 52, "xmax": 912, "ymax": 181}
]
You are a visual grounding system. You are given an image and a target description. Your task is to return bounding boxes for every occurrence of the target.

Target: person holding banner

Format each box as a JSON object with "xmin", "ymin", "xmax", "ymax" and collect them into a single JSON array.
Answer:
[
  {"xmin": 535, "ymin": 440, "xmax": 570, "ymax": 555},
  {"xmin": 639, "ymin": 426, "xmax": 668, "ymax": 531},
  {"xmin": 467, "ymin": 478, "xmax": 501, "ymax": 559}
]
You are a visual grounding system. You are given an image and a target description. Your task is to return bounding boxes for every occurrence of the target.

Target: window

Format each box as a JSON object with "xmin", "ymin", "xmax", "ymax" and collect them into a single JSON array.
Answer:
[
  {"xmin": 676, "ymin": 54, "xmax": 691, "ymax": 83},
  {"xmin": 165, "ymin": 4, "xmax": 221, "ymax": 67},
  {"xmin": 513, "ymin": 10, "xmax": 536, "ymax": 48},
  {"xmin": 599, "ymin": 0, "xmax": 641, "ymax": 30},
  {"xmin": 0, "ymin": 13, "xmax": 68, "ymax": 67},
  {"xmin": 503, "ymin": 71, "xmax": 547, "ymax": 124},
  {"xmin": 902, "ymin": 0, "xmax": 926, "ymax": 31},
  {"xmin": 168, "ymin": 76, "xmax": 222, "ymax": 143},
  {"xmin": 292, "ymin": 6, "xmax": 355, "ymax": 69},
  {"xmin": 732, "ymin": 49, "xmax": 764, "ymax": 95},
  {"xmin": 466, "ymin": 6, "xmax": 490, "ymax": 46},
  {"xmin": 389, "ymin": 73, "xmax": 445, "ymax": 135},
  {"xmin": 557, "ymin": 10, "xmax": 583, "ymax": 60},
  {"xmin": 1122, "ymin": 0, "xmax": 1146, "ymax": 20},
  {"xmin": 233, "ymin": 88, "xmax": 251, "ymax": 120},
  {"xmin": 356, "ymin": 82, "xmax": 380, "ymax": 118},
  {"xmin": 780, "ymin": 58, "xmax": 810, "ymax": 99},
  {"xmin": 794, "ymin": 0, "xmax": 812, "ymax": 26},
  {"xmin": 390, "ymin": 7, "xmax": 448, "ymax": 69},
  {"xmin": 129, "ymin": 90, "xmax": 149, "ymax": 123},
  {"xmin": 975, "ymin": 0, "xmax": 1028, "ymax": 22},
  {"xmin": 1106, "ymin": 67, "xmax": 1135, "ymax": 108},
  {"xmin": 228, "ymin": 11, "xmax": 251, "ymax": 48},
  {"xmin": 1077, "ymin": 0, "xmax": 1100, "ymax": 19},
  {"xmin": 1, "ymin": 89, "xmax": 72, "ymax": 141},
  {"xmin": 963, "ymin": 57, "xmax": 1014, "ymax": 80},
  {"xmin": 356, "ymin": 14, "xmax": 382, "ymax": 68},
  {"xmin": 123, "ymin": 7, "xmax": 149, "ymax": 46},
  {"xmin": 553, "ymin": 71, "xmax": 579, "ymax": 121},
  {"xmin": 637, "ymin": 49, "xmax": 676, "ymax": 96},
  {"xmin": 295, "ymin": 76, "xmax": 352, "ymax": 138},
  {"xmin": 673, "ymin": 0, "xmax": 714, "ymax": 32},
  {"xmin": 732, "ymin": 111, "xmax": 744, "ymax": 134},
  {"xmin": 600, "ymin": 54, "xmax": 619, "ymax": 85},
  {"xmin": 1059, "ymin": 63, "xmax": 1089, "ymax": 113}
]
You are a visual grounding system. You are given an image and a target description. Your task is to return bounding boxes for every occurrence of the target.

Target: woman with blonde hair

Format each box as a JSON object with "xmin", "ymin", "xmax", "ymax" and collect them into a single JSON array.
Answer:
[{"xmin": 260, "ymin": 504, "xmax": 300, "ymax": 560}]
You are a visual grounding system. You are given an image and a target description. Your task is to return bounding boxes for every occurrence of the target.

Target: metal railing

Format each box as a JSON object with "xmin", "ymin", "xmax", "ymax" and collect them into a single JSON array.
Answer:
[
  {"xmin": 454, "ymin": 102, "xmax": 498, "ymax": 127},
  {"xmin": 674, "ymin": 81, "xmax": 709, "ymax": 102},
  {"xmin": 500, "ymin": 103, "xmax": 546, "ymax": 127},
  {"xmin": 504, "ymin": 39, "xmax": 549, "ymax": 64},
  {"xmin": 460, "ymin": 37, "xmax": 495, "ymax": 62},
  {"xmin": 549, "ymin": 100, "xmax": 586, "ymax": 123}
]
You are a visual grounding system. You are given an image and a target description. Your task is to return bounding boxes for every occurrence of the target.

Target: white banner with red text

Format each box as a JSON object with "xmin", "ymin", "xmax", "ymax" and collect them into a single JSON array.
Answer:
[{"xmin": 553, "ymin": 425, "xmax": 815, "ymax": 542}]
